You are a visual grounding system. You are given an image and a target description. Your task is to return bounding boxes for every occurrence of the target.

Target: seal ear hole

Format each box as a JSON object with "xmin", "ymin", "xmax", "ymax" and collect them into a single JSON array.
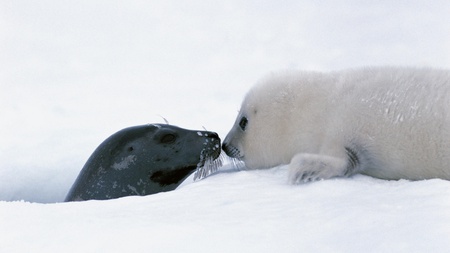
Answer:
[
  {"xmin": 161, "ymin": 134, "xmax": 176, "ymax": 144},
  {"xmin": 239, "ymin": 116, "xmax": 248, "ymax": 131},
  {"xmin": 128, "ymin": 146, "xmax": 134, "ymax": 152}
]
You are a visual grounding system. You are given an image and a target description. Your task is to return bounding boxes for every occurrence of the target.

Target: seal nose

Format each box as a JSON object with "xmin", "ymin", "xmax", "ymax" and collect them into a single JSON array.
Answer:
[{"xmin": 208, "ymin": 132, "xmax": 219, "ymax": 139}]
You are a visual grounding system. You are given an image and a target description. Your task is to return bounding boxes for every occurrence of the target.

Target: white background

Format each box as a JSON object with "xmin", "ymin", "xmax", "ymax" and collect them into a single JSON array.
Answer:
[{"xmin": 1, "ymin": 1, "xmax": 450, "ymax": 252}]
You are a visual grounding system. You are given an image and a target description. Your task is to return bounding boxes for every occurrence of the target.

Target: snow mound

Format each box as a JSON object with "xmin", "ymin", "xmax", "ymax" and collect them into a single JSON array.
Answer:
[{"xmin": 1, "ymin": 167, "xmax": 450, "ymax": 253}]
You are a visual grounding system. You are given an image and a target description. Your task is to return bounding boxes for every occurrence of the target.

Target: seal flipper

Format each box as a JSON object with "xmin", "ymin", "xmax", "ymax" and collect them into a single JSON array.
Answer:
[
  {"xmin": 288, "ymin": 153, "xmax": 350, "ymax": 184},
  {"xmin": 344, "ymin": 147, "xmax": 360, "ymax": 176}
]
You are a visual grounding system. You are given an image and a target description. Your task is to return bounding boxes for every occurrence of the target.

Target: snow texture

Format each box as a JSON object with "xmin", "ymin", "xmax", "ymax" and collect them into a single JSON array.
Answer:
[
  {"xmin": 2, "ymin": 168, "xmax": 450, "ymax": 252},
  {"xmin": 1, "ymin": 1, "xmax": 450, "ymax": 252}
]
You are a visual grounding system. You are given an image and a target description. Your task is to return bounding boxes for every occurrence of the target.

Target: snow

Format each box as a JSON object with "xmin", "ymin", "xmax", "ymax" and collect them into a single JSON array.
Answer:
[
  {"xmin": 2, "ymin": 169, "xmax": 450, "ymax": 252},
  {"xmin": 1, "ymin": 1, "xmax": 450, "ymax": 252}
]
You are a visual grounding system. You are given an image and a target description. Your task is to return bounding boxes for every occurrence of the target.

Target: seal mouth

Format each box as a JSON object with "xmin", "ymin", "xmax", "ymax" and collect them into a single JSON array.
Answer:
[
  {"xmin": 192, "ymin": 134, "xmax": 222, "ymax": 180},
  {"xmin": 197, "ymin": 135, "xmax": 221, "ymax": 166},
  {"xmin": 194, "ymin": 151, "xmax": 246, "ymax": 181},
  {"xmin": 150, "ymin": 165, "xmax": 198, "ymax": 186},
  {"xmin": 196, "ymin": 144, "xmax": 221, "ymax": 168},
  {"xmin": 194, "ymin": 154, "xmax": 224, "ymax": 180}
]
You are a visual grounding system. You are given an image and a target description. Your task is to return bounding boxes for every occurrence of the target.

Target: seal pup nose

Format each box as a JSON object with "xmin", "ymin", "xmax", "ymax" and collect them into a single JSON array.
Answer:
[
  {"xmin": 222, "ymin": 142, "xmax": 227, "ymax": 151},
  {"xmin": 222, "ymin": 142, "xmax": 238, "ymax": 158}
]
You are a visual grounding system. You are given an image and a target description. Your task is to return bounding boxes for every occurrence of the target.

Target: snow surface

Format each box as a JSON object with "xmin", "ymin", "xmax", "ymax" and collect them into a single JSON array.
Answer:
[
  {"xmin": 2, "ymin": 168, "xmax": 450, "ymax": 252},
  {"xmin": 1, "ymin": 1, "xmax": 450, "ymax": 252}
]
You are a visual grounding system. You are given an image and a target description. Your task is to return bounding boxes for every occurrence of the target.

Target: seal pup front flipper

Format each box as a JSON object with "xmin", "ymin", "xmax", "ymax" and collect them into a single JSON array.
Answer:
[{"xmin": 288, "ymin": 148, "xmax": 361, "ymax": 183}]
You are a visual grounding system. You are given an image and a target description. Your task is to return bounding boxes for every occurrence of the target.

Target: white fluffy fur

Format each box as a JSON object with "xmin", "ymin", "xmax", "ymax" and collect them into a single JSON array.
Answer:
[{"xmin": 223, "ymin": 67, "xmax": 450, "ymax": 183}]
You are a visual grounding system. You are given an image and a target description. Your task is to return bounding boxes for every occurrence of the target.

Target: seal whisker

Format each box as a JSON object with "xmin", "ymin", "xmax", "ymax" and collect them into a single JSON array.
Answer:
[
  {"xmin": 193, "ymin": 152, "xmax": 246, "ymax": 181},
  {"xmin": 194, "ymin": 153, "xmax": 225, "ymax": 180},
  {"xmin": 157, "ymin": 115, "xmax": 169, "ymax": 124}
]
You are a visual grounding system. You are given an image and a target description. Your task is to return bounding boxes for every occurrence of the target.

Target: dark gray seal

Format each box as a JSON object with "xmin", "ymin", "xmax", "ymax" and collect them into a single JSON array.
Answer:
[{"xmin": 65, "ymin": 124, "xmax": 221, "ymax": 201}]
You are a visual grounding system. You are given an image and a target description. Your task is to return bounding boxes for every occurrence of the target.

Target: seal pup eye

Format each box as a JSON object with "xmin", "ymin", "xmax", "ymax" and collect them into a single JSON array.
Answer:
[{"xmin": 239, "ymin": 116, "xmax": 248, "ymax": 131}]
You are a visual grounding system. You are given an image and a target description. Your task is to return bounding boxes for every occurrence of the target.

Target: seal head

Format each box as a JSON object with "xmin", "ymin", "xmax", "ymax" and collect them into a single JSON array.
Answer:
[{"xmin": 65, "ymin": 124, "xmax": 221, "ymax": 201}]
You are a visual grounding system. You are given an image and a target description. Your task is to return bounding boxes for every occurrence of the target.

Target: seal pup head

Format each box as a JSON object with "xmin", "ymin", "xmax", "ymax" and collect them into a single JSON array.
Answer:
[
  {"xmin": 65, "ymin": 124, "xmax": 221, "ymax": 201},
  {"xmin": 222, "ymin": 72, "xmax": 332, "ymax": 170},
  {"xmin": 222, "ymin": 74, "xmax": 298, "ymax": 169}
]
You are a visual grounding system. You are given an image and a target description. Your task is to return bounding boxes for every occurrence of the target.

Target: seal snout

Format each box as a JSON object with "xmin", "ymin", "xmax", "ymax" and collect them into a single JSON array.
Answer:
[
  {"xmin": 208, "ymin": 132, "xmax": 219, "ymax": 139},
  {"xmin": 197, "ymin": 130, "xmax": 219, "ymax": 138},
  {"xmin": 199, "ymin": 131, "xmax": 221, "ymax": 162}
]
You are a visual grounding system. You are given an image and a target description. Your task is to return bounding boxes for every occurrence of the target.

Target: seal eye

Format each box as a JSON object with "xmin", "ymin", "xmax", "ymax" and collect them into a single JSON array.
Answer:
[
  {"xmin": 161, "ymin": 134, "xmax": 176, "ymax": 143},
  {"xmin": 239, "ymin": 117, "xmax": 248, "ymax": 131}
]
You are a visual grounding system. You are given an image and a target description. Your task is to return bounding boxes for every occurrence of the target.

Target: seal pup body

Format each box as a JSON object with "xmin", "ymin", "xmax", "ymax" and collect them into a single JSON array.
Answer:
[
  {"xmin": 66, "ymin": 124, "xmax": 221, "ymax": 201},
  {"xmin": 223, "ymin": 67, "xmax": 450, "ymax": 183}
]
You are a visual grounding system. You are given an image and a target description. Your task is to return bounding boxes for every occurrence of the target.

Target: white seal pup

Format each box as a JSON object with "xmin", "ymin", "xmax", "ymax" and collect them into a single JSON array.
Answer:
[{"xmin": 222, "ymin": 67, "xmax": 450, "ymax": 183}]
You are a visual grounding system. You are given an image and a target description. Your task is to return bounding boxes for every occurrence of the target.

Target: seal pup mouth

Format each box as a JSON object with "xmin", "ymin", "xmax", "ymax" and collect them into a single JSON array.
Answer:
[{"xmin": 222, "ymin": 144, "xmax": 243, "ymax": 159}]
